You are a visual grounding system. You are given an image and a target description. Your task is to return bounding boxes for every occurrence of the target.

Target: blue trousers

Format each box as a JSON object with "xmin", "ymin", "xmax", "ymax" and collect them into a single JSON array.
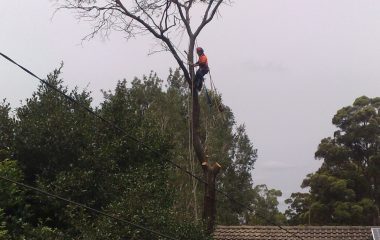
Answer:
[{"xmin": 195, "ymin": 68, "xmax": 209, "ymax": 91}]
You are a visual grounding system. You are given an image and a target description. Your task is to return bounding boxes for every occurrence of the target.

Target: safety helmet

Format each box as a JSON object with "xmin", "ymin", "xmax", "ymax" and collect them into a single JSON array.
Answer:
[{"xmin": 196, "ymin": 47, "xmax": 204, "ymax": 53}]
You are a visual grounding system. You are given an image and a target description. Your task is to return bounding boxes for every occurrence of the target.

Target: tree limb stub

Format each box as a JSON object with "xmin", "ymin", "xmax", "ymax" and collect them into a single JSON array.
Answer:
[{"xmin": 202, "ymin": 161, "xmax": 222, "ymax": 175}]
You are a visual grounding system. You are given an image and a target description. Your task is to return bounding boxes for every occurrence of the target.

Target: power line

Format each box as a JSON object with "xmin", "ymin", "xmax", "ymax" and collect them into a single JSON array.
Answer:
[
  {"xmin": 0, "ymin": 52, "xmax": 305, "ymax": 240},
  {"xmin": 0, "ymin": 175, "xmax": 177, "ymax": 240}
]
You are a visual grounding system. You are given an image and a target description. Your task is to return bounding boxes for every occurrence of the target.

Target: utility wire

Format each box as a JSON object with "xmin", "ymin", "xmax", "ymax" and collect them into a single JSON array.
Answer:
[
  {"xmin": 0, "ymin": 175, "xmax": 177, "ymax": 240},
  {"xmin": 0, "ymin": 52, "xmax": 305, "ymax": 240}
]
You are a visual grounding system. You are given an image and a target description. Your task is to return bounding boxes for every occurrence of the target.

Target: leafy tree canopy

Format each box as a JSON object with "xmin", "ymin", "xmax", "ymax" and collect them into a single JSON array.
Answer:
[
  {"xmin": 286, "ymin": 96, "xmax": 380, "ymax": 225},
  {"xmin": 0, "ymin": 67, "xmax": 279, "ymax": 238}
]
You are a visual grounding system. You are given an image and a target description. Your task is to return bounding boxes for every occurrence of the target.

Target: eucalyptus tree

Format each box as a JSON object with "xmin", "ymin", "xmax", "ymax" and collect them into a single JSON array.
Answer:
[
  {"xmin": 286, "ymin": 96, "xmax": 380, "ymax": 225},
  {"xmin": 57, "ymin": 0, "xmax": 229, "ymax": 232}
]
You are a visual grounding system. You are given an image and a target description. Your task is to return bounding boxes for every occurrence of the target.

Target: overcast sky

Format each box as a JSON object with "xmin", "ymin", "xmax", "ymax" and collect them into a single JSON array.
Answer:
[{"xmin": 1, "ymin": 0, "xmax": 380, "ymax": 211}]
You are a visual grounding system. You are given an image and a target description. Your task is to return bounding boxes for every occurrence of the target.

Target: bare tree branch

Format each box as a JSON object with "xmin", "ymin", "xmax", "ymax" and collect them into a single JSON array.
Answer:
[
  {"xmin": 172, "ymin": 0, "xmax": 193, "ymax": 37},
  {"xmin": 194, "ymin": 0, "xmax": 223, "ymax": 38}
]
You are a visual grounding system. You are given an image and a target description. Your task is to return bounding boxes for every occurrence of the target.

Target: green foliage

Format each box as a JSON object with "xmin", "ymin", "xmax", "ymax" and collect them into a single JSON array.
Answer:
[
  {"xmin": 246, "ymin": 184, "xmax": 286, "ymax": 225},
  {"xmin": 285, "ymin": 192, "xmax": 311, "ymax": 225},
  {"xmin": 0, "ymin": 158, "xmax": 28, "ymax": 239},
  {"xmin": 0, "ymin": 100, "xmax": 14, "ymax": 152},
  {"xmin": 0, "ymin": 67, "xmax": 264, "ymax": 238},
  {"xmin": 0, "ymin": 159, "xmax": 24, "ymax": 207},
  {"xmin": 0, "ymin": 68, "xmax": 213, "ymax": 239},
  {"xmin": 15, "ymin": 67, "xmax": 95, "ymax": 182},
  {"xmin": 286, "ymin": 96, "xmax": 380, "ymax": 225},
  {"xmin": 0, "ymin": 209, "xmax": 9, "ymax": 240}
]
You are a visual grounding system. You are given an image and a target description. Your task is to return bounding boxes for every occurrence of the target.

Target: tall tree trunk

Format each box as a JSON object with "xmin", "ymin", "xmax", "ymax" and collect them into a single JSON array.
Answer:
[
  {"xmin": 186, "ymin": 38, "xmax": 221, "ymax": 233},
  {"xmin": 190, "ymin": 79, "xmax": 221, "ymax": 233}
]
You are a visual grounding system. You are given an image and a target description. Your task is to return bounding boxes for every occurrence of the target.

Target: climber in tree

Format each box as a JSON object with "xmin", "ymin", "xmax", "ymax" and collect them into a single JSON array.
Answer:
[{"xmin": 193, "ymin": 47, "xmax": 209, "ymax": 91}]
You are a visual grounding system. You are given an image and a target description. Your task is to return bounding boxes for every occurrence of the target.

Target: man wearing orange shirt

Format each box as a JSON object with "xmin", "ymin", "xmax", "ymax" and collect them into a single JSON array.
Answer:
[{"xmin": 193, "ymin": 47, "xmax": 209, "ymax": 91}]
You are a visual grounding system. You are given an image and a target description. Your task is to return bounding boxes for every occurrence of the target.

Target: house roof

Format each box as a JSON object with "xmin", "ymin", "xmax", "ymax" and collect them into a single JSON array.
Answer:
[{"xmin": 214, "ymin": 225, "xmax": 376, "ymax": 240}]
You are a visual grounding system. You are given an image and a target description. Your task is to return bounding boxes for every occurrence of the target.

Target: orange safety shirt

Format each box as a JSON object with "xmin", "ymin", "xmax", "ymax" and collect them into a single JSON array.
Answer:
[{"xmin": 198, "ymin": 54, "xmax": 209, "ymax": 70}]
